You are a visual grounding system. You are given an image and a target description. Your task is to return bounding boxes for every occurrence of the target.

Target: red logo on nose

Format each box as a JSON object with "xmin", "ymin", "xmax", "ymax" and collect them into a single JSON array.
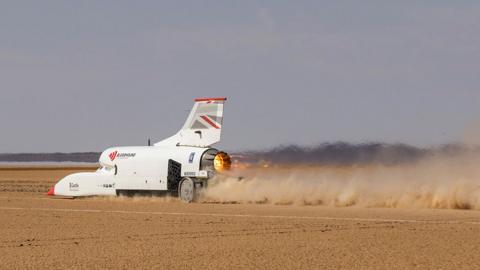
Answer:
[{"xmin": 109, "ymin": 151, "xmax": 118, "ymax": 161}]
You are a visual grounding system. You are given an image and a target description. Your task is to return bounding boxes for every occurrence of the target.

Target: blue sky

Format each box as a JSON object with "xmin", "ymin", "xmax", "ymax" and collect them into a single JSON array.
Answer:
[{"xmin": 1, "ymin": 1, "xmax": 479, "ymax": 152}]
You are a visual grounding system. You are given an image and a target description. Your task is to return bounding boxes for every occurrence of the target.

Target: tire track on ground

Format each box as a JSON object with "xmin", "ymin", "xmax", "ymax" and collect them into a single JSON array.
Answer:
[{"xmin": 1, "ymin": 206, "xmax": 480, "ymax": 225}]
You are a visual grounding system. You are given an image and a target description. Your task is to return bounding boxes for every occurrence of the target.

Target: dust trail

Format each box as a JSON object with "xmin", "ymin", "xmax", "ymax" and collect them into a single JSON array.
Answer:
[{"xmin": 201, "ymin": 153, "xmax": 480, "ymax": 209}]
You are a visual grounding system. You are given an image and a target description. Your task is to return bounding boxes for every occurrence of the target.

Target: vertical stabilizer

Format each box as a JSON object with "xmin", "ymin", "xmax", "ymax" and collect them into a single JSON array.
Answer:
[{"xmin": 155, "ymin": 97, "xmax": 227, "ymax": 147}]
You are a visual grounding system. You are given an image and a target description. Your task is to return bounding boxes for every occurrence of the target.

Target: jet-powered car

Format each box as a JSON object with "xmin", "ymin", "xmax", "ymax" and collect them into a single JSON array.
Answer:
[{"xmin": 47, "ymin": 97, "xmax": 231, "ymax": 202}]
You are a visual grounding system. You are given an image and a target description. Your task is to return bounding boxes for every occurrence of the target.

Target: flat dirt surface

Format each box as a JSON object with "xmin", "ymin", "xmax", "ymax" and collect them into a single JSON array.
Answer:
[{"xmin": 1, "ymin": 168, "xmax": 480, "ymax": 269}]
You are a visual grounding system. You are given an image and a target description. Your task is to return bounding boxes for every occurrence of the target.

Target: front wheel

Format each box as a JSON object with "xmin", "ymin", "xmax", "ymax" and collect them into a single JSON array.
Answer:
[{"xmin": 178, "ymin": 177, "xmax": 196, "ymax": 203}]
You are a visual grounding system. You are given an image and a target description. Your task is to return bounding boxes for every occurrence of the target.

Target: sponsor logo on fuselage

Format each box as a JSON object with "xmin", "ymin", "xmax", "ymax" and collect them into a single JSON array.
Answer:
[
  {"xmin": 109, "ymin": 151, "xmax": 136, "ymax": 161},
  {"xmin": 69, "ymin": 182, "xmax": 79, "ymax": 191},
  {"xmin": 116, "ymin": 153, "xmax": 136, "ymax": 158},
  {"xmin": 184, "ymin": 171, "xmax": 196, "ymax": 176},
  {"xmin": 189, "ymin": 152, "xmax": 195, "ymax": 163}
]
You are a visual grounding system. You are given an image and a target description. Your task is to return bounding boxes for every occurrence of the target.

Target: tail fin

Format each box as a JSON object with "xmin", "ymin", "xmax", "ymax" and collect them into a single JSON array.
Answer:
[{"xmin": 156, "ymin": 97, "xmax": 227, "ymax": 147}]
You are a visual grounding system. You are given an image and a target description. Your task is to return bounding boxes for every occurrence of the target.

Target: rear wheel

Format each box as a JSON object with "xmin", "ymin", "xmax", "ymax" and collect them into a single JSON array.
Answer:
[{"xmin": 178, "ymin": 177, "xmax": 196, "ymax": 203}]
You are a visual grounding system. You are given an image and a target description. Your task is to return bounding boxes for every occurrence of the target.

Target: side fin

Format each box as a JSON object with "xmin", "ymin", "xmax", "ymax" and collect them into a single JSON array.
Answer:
[{"xmin": 155, "ymin": 97, "xmax": 227, "ymax": 147}]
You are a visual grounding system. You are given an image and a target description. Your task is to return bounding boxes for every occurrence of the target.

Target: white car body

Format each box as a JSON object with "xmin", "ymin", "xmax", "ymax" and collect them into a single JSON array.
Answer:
[{"xmin": 48, "ymin": 97, "xmax": 230, "ymax": 202}]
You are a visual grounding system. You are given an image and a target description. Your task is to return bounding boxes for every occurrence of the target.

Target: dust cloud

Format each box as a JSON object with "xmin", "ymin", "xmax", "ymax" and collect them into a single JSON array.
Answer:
[{"xmin": 201, "ymin": 153, "xmax": 480, "ymax": 209}]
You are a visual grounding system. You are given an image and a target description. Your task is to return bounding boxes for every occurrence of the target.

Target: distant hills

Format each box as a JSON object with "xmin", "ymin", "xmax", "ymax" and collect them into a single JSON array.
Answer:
[
  {"xmin": 0, "ymin": 152, "xmax": 100, "ymax": 163},
  {"xmin": 0, "ymin": 143, "xmax": 477, "ymax": 165},
  {"xmin": 239, "ymin": 143, "xmax": 479, "ymax": 165}
]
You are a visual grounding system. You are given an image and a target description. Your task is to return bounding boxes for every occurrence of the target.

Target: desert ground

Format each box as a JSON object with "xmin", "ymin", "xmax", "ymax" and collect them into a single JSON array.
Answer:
[{"xmin": 1, "ymin": 167, "xmax": 480, "ymax": 269}]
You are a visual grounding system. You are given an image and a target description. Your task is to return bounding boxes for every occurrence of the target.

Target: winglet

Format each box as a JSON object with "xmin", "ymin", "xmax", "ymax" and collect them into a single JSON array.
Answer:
[{"xmin": 194, "ymin": 97, "xmax": 227, "ymax": 102}]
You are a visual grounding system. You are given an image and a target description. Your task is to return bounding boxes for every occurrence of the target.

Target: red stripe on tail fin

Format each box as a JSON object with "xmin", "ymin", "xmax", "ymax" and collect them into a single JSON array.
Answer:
[{"xmin": 200, "ymin": 115, "xmax": 220, "ymax": 129}]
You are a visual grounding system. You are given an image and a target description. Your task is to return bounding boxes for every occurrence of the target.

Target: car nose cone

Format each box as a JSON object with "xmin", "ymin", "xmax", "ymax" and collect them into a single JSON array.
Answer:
[{"xmin": 47, "ymin": 186, "xmax": 55, "ymax": 196}]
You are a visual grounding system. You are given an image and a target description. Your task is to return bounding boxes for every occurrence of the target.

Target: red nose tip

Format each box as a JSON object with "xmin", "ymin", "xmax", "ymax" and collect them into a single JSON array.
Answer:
[{"xmin": 47, "ymin": 186, "xmax": 55, "ymax": 196}]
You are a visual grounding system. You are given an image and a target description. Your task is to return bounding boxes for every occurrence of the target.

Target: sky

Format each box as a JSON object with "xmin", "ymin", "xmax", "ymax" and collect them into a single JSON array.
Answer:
[{"xmin": 0, "ymin": 1, "xmax": 479, "ymax": 153}]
